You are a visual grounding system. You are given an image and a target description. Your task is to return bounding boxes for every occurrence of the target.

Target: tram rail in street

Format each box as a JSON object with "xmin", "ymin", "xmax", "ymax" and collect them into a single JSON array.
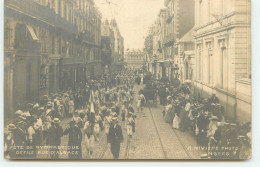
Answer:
[
  {"xmin": 157, "ymin": 106, "xmax": 192, "ymax": 159},
  {"xmin": 98, "ymin": 141, "xmax": 108, "ymax": 159},
  {"xmin": 147, "ymin": 105, "xmax": 168, "ymax": 159},
  {"xmin": 124, "ymin": 138, "xmax": 130, "ymax": 159}
]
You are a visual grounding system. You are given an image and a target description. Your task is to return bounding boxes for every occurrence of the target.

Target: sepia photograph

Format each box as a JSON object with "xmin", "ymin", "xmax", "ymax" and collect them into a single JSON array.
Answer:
[{"xmin": 3, "ymin": 0, "xmax": 252, "ymax": 160}]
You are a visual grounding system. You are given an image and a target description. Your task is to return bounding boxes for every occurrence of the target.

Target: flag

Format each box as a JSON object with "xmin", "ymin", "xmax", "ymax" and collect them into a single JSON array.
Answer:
[{"xmin": 89, "ymin": 90, "xmax": 95, "ymax": 113}]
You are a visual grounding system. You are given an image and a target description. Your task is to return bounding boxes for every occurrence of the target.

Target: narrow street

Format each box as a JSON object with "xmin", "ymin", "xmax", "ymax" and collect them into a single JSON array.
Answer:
[
  {"xmin": 57, "ymin": 84, "xmax": 205, "ymax": 160},
  {"xmin": 4, "ymin": 0, "xmax": 252, "ymax": 162}
]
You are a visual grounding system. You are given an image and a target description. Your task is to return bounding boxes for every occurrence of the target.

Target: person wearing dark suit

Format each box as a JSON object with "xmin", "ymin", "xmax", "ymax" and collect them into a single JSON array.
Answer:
[
  {"xmin": 47, "ymin": 118, "xmax": 63, "ymax": 159},
  {"xmin": 107, "ymin": 117, "xmax": 124, "ymax": 159},
  {"xmin": 64, "ymin": 121, "xmax": 82, "ymax": 159}
]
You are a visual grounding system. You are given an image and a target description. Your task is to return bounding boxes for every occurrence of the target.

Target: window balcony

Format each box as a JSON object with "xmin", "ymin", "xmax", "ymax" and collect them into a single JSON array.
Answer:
[
  {"xmin": 78, "ymin": 30, "xmax": 95, "ymax": 44},
  {"xmin": 5, "ymin": 0, "xmax": 77, "ymax": 34},
  {"xmin": 163, "ymin": 33, "xmax": 175, "ymax": 46},
  {"xmin": 15, "ymin": 40, "xmax": 41, "ymax": 53},
  {"xmin": 61, "ymin": 57, "xmax": 86, "ymax": 65}
]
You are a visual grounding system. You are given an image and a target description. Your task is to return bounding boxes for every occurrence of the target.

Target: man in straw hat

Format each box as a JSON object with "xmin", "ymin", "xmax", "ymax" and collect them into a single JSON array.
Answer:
[
  {"xmin": 13, "ymin": 110, "xmax": 23, "ymax": 123},
  {"xmin": 107, "ymin": 117, "xmax": 124, "ymax": 159},
  {"xmin": 4, "ymin": 124, "xmax": 16, "ymax": 159},
  {"xmin": 47, "ymin": 118, "xmax": 63, "ymax": 159}
]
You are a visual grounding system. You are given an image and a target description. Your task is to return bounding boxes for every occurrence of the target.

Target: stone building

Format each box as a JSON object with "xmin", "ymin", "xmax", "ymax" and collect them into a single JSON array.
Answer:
[
  {"xmin": 194, "ymin": 0, "xmax": 251, "ymax": 122},
  {"xmin": 4, "ymin": 0, "xmax": 102, "ymax": 117},
  {"xmin": 144, "ymin": 24, "xmax": 156, "ymax": 74},
  {"xmin": 110, "ymin": 19, "xmax": 125, "ymax": 72},
  {"xmin": 124, "ymin": 49, "xmax": 145, "ymax": 69},
  {"xmin": 144, "ymin": 14, "xmax": 165, "ymax": 79},
  {"xmin": 162, "ymin": 0, "xmax": 195, "ymax": 81},
  {"xmin": 175, "ymin": 28, "xmax": 196, "ymax": 83},
  {"xmin": 101, "ymin": 19, "xmax": 124, "ymax": 73},
  {"xmin": 152, "ymin": 19, "xmax": 163, "ymax": 79},
  {"xmin": 101, "ymin": 20, "xmax": 115, "ymax": 73}
]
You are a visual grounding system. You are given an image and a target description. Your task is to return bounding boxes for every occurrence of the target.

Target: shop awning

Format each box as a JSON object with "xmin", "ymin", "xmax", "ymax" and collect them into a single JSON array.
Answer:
[{"xmin": 26, "ymin": 25, "xmax": 39, "ymax": 41}]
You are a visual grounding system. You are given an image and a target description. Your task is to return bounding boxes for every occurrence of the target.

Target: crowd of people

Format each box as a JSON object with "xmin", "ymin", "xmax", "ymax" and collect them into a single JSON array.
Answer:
[
  {"xmin": 4, "ymin": 69, "xmax": 139, "ymax": 159},
  {"xmin": 144, "ymin": 74, "xmax": 251, "ymax": 159},
  {"xmin": 4, "ymin": 68, "xmax": 251, "ymax": 160}
]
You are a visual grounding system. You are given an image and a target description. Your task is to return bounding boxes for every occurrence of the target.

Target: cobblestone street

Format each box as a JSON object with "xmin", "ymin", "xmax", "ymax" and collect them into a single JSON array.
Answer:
[{"xmin": 57, "ymin": 84, "xmax": 205, "ymax": 160}]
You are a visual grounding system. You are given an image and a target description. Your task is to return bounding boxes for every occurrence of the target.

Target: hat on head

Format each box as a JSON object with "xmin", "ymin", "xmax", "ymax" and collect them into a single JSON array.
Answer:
[
  {"xmin": 14, "ymin": 110, "xmax": 23, "ymax": 116},
  {"xmin": 210, "ymin": 116, "xmax": 219, "ymax": 121},
  {"xmin": 7, "ymin": 124, "xmax": 16, "ymax": 131},
  {"xmin": 112, "ymin": 117, "xmax": 118, "ymax": 121},
  {"xmin": 53, "ymin": 118, "xmax": 60, "ymax": 124},
  {"xmin": 33, "ymin": 103, "xmax": 39, "ymax": 109},
  {"xmin": 18, "ymin": 115, "xmax": 26, "ymax": 121},
  {"xmin": 22, "ymin": 112, "xmax": 31, "ymax": 118},
  {"xmin": 39, "ymin": 107, "xmax": 45, "ymax": 111},
  {"xmin": 47, "ymin": 103, "xmax": 52, "ymax": 107},
  {"xmin": 17, "ymin": 120, "xmax": 25, "ymax": 125},
  {"xmin": 27, "ymin": 103, "xmax": 33, "ymax": 107}
]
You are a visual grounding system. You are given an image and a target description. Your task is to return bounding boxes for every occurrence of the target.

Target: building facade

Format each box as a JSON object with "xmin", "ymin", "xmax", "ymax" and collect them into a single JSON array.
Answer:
[
  {"xmin": 175, "ymin": 27, "xmax": 196, "ymax": 84},
  {"xmin": 144, "ymin": 0, "xmax": 195, "ymax": 81},
  {"xmin": 194, "ymin": 0, "xmax": 251, "ymax": 122},
  {"xmin": 144, "ymin": 24, "xmax": 156, "ymax": 74},
  {"xmin": 110, "ymin": 19, "xmax": 125, "ymax": 72},
  {"xmin": 164, "ymin": 0, "xmax": 195, "ymax": 81},
  {"xmin": 144, "ymin": 12, "xmax": 166, "ymax": 79},
  {"xmin": 101, "ymin": 19, "xmax": 115, "ymax": 74},
  {"xmin": 124, "ymin": 49, "xmax": 145, "ymax": 69},
  {"xmin": 4, "ymin": 0, "xmax": 102, "ymax": 117},
  {"xmin": 101, "ymin": 19, "xmax": 124, "ymax": 73}
]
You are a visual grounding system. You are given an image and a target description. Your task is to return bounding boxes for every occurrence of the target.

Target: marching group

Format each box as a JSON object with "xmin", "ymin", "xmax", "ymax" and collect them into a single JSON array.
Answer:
[
  {"xmin": 4, "ymin": 69, "xmax": 141, "ymax": 159},
  {"xmin": 4, "ymin": 68, "xmax": 251, "ymax": 160}
]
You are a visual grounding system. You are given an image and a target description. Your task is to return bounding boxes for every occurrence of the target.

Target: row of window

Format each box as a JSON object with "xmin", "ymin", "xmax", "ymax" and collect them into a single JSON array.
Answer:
[
  {"xmin": 35, "ymin": 0, "xmax": 101, "ymax": 31},
  {"xmin": 125, "ymin": 56, "xmax": 144, "ymax": 60},
  {"xmin": 49, "ymin": 36, "xmax": 101, "ymax": 60},
  {"xmin": 197, "ymin": 41, "xmax": 228, "ymax": 90},
  {"xmin": 196, "ymin": 0, "xmax": 226, "ymax": 27}
]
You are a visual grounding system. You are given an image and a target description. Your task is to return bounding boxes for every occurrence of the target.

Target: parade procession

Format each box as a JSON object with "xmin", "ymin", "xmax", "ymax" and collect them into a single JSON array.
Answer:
[{"xmin": 4, "ymin": 0, "xmax": 252, "ymax": 160}]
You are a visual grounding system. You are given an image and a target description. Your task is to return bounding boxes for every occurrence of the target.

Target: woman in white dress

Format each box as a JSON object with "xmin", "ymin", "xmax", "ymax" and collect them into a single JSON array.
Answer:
[
  {"xmin": 93, "ymin": 113, "xmax": 102, "ymax": 141},
  {"xmin": 164, "ymin": 99, "xmax": 173, "ymax": 123},
  {"xmin": 121, "ymin": 103, "xmax": 127, "ymax": 122},
  {"xmin": 83, "ymin": 121, "xmax": 95, "ymax": 157},
  {"xmin": 172, "ymin": 100, "xmax": 181, "ymax": 129},
  {"xmin": 104, "ymin": 113, "xmax": 112, "ymax": 135},
  {"xmin": 137, "ymin": 92, "xmax": 145, "ymax": 113},
  {"xmin": 68, "ymin": 98, "xmax": 74, "ymax": 117},
  {"xmin": 126, "ymin": 112, "xmax": 135, "ymax": 140}
]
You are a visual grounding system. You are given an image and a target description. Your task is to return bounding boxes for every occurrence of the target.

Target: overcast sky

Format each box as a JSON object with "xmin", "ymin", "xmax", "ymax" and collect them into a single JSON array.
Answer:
[{"xmin": 95, "ymin": 0, "xmax": 165, "ymax": 50}]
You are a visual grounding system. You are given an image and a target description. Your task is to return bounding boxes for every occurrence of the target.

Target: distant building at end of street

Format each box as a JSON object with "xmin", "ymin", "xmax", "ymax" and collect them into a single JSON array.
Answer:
[{"xmin": 124, "ymin": 49, "xmax": 145, "ymax": 69}]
